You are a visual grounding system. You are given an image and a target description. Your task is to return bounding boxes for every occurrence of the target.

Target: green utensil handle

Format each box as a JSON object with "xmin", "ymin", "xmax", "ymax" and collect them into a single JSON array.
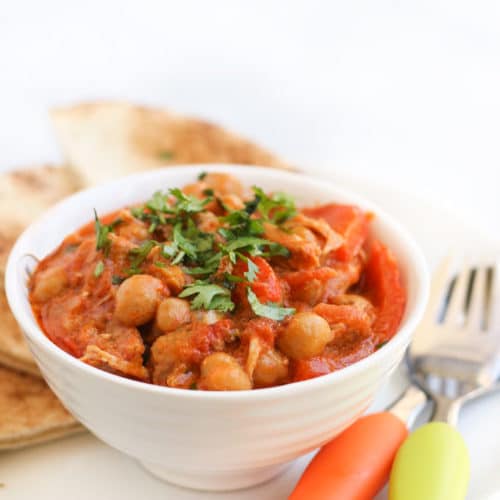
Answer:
[{"xmin": 389, "ymin": 422, "xmax": 470, "ymax": 500}]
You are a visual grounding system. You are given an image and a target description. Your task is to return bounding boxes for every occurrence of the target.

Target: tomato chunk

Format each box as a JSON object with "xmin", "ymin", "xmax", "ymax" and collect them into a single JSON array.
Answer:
[
  {"xmin": 303, "ymin": 204, "xmax": 369, "ymax": 261},
  {"xmin": 233, "ymin": 256, "xmax": 282, "ymax": 305},
  {"xmin": 362, "ymin": 240, "xmax": 406, "ymax": 340},
  {"xmin": 293, "ymin": 357, "xmax": 332, "ymax": 381}
]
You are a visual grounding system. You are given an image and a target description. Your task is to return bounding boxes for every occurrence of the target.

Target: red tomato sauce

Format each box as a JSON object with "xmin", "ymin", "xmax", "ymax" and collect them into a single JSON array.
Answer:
[{"xmin": 29, "ymin": 173, "xmax": 406, "ymax": 390}]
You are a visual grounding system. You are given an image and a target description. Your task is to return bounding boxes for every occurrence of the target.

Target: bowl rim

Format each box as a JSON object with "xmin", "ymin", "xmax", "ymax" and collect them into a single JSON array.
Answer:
[{"xmin": 5, "ymin": 164, "xmax": 429, "ymax": 402}]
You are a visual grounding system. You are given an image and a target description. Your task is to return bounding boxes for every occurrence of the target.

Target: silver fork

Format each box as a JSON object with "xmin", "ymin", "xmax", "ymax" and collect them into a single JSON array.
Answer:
[{"xmin": 409, "ymin": 256, "xmax": 500, "ymax": 426}]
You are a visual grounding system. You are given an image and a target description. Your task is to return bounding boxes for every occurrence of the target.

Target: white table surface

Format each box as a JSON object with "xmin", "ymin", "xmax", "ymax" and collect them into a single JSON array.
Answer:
[{"xmin": 1, "ymin": 2, "xmax": 500, "ymax": 498}]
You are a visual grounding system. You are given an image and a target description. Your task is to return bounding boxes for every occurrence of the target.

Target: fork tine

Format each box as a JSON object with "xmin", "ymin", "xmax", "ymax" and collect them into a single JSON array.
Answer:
[
  {"xmin": 444, "ymin": 264, "xmax": 470, "ymax": 326},
  {"xmin": 467, "ymin": 266, "xmax": 487, "ymax": 331},
  {"xmin": 420, "ymin": 255, "xmax": 454, "ymax": 326},
  {"xmin": 488, "ymin": 263, "xmax": 500, "ymax": 333}
]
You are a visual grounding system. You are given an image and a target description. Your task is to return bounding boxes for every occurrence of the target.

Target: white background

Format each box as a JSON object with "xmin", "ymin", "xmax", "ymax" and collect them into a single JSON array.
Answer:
[{"xmin": 1, "ymin": 0, "xmax": 500, "ymax": 229}]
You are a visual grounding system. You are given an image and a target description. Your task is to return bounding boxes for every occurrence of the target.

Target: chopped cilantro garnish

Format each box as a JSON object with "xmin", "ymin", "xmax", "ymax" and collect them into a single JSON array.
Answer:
[
  {"xmin": 243, "ymin": 257, "xmax": 259, "ymax": 282},
  {"xmin": 179, "ymin": 282, "xmax": 235, "ymax": 312},
  {"xmin": 220, "ymin": 207, "xmax": 264, "ymax": 237},
  {"xmin": 172, "ymin": 223, "xmax": 198, "ymax": 259},
  {"xmin": 252, "ymin": 186, "xmax": 296, "ymax": 224},
  {"xmin": 93, "ymin": 260, "xmax": 105, "ymax": 278},
  {"xmin": 246, "ymin": 289, "xmax": 295, "ymax": 321},
  {"xmin": 131, "ymin": 188, "xmax": 212, "ymax": 232},
  {"xmin": 94, "ymin": 210, "xmax": 122, "ymax": 256},
  {"xmin": 113, "ymin": 182, "xmax": 298, "ymax": 320},
  {"xmin": 127, "ymin": 240, "xmax": 158, "ymax": 274},
  {"xmin": 146, "ymin": 191, "xmax": 169, "ymax": 214},
  {"xmin": 198, "ymin": 171, "xmax": 207, "ymax": 180},
  {"xmin": 376, "ymin": 341, "xmax": 388, "ymax": 350},
  {"xmin": 168, "ymin": 188, "xmax": 212, "ymax": 215}
]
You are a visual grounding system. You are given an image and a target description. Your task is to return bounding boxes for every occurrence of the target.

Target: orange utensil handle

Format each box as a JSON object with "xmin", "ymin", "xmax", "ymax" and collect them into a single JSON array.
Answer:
[{"xmin": 289, "ymin": 412, "xmax": 408, "ymax": 500}]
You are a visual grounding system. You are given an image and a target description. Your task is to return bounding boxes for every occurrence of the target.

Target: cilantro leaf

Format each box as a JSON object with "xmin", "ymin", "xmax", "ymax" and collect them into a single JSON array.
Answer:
[
  {"xmin": 161, "ymin": 242, "xmax": 178, "ymax": 259},
  {"xmin": 127, "ymin": 240, "xmax": 158, "ymax": 274},
  {"xmin": 252, "ymin": 186, "xmax": 296, "ymax": 224},
  {"xmin": 220, "ymin": 208, "xmax": 264, "ymax": 237},
  {"xmin": 247, "ymin": 289, "xmax": 295, "ymax": 320},
  {"xmin": 172, "ymin": 223, "xmax": 198, "ymax": 259},
  {"xmin": 94, "ymin": 260, "xmax": 105, "ymax": 278},
  {"xmin": 179, "ymin": 282, "xmax": 235, "ymax": 312},
  {"xmin": 243, "ymin": 257, "xmax": 259, "ymax": 282},
  {"xmin": 168, "ymin": 188, "xmax": 211, "ymax": 215},
  {"xmin": 146, "ymin": 191, "xmax": 169, "ymax": 213},
  {"xmin": 132, "ymin": 188, "xmax": 212, "ymax": 232},
  {"xmin": 220, "ymin": 236, "xmax": 289, "ymax": 260},
  {"xmin": 94, "ymin": 210, "xmax": 122, "ymax": 256}
]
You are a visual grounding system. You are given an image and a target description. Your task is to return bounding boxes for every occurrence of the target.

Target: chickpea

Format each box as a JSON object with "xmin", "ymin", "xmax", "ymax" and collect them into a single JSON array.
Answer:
[
  {"xmin": 115, "ymin": 274, "xmax": 162, "ymax": 326},
  {"xmin": 278, "ymin": 312, "xmax": 333, "ymax": 360},
  {"xmin": 150, "ymin": 329, "xmax": 192, "ymax": 385},
  {"xmin": 32, "ymin": 266, "xmax": 68, "ymax": 302},
  {"xmin": 156, "ymin": 298, "xmax": 191, "ymax": 332},
  {"xmin": 199, "ymin": 353, "xmax": 252, "ymax": 391},
  {"xmin": 253, "ymin": 348, "xmax": 289, "ymax": 387}
]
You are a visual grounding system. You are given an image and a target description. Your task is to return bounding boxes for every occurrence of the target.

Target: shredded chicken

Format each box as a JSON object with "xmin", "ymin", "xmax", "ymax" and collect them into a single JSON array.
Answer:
[
  {"xmin": 245, "ymin": 336, "xmax": 262, "ymax": 379},
  {"xmin": 81, "ymin": 345, "xmax": 149, "ymax": 381},
  {"xmin": 263, "ymin": 222, "xmax": 321, "ymax": 269},
  {"xmin": 286, "ymin": 213, "xmax": 343, "ymax": 256}
]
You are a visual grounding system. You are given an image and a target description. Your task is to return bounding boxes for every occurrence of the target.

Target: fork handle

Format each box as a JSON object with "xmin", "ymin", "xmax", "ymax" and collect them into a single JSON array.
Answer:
[
  {"xmin": 389, "ymin": 422, "xmax": 470, "ymax": 500},
  {"xmin": 431, "ymin": 395, "xmax": 463, "ymax": 426}
]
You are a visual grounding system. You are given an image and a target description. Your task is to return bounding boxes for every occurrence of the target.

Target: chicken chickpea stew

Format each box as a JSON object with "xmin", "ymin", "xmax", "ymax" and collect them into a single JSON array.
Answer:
[{"xmin": 29, "ymin": 172, "xmax": 406, "ymax": 390}]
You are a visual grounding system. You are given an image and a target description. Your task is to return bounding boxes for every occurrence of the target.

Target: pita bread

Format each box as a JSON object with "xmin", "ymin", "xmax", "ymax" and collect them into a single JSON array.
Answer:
[
  {"xmin": 0, "ymin": 165, "xmax": 80, "ymax": 226},
  {"xmin": 0, "ymin": 107, "xmax": 289, "ymax": 451},
  {"xmin": 0, "ymin": 166, "xmax": 79, "ymax": 377},
  {"xmin": 0, "ymin": 366, "xmax": 83, "ymax": 450},
  {"xmin": 51, "ymin": 101, "xmax": 292, "ymax": 186}
]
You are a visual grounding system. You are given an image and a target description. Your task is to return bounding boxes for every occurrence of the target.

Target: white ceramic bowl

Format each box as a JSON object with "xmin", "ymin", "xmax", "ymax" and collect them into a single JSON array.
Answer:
[{"xmin": 5, "ymin": 165, "xmax": 429, "ymax": 491}]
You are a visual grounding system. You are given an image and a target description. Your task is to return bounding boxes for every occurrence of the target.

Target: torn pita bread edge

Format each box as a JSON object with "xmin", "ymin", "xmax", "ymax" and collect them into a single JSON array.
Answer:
[
  {"xmin": 0, "ymin": 165, "xmax": 79, "ymax": 378},
  {"xmin": 0, "ymin": 422, "xmax": 85, "ymax": 451},
  {"xmin": 50, "ymin": 101, "xmax": 294, "ymax": 187}
]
